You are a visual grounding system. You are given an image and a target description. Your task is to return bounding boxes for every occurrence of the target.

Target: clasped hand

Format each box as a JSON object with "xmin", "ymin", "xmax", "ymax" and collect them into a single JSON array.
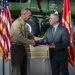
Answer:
[{"xmin": 28, "ymin": 40, "xmax": 35, "ymax": 46}]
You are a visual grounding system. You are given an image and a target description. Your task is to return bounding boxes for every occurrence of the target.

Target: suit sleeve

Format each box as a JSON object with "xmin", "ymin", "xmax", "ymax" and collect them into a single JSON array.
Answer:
[{"xmin": 43, "ymin": 29, "xmax": 49, "ymax": 39}]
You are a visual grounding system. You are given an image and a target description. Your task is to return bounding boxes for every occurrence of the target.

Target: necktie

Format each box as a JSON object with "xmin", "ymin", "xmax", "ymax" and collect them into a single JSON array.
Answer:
[{"xmin": 52, "ymin": 27, "xmax": 55, "ymax": 37}]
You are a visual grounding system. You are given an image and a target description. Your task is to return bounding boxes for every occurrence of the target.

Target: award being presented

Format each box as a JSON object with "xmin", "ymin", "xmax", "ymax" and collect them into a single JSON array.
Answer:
[{"xmin": 34, "ymin": 39, "xmax": 52, "ymax": 47}]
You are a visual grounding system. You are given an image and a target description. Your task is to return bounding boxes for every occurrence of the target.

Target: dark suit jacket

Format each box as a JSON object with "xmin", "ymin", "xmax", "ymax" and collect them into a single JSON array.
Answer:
[{"xmin": 44, "ymin": 24, "xmax": 70, "ymax": 61}]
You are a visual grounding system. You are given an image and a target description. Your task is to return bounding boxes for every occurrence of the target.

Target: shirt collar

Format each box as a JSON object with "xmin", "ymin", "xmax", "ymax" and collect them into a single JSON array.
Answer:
[
  {"xmin": 20, "ymin": 17, "xmax": 26, "ymax": 24},
  {"xmin": 53, "ymin": 23, "xmax": 59, "ymax": 31}
]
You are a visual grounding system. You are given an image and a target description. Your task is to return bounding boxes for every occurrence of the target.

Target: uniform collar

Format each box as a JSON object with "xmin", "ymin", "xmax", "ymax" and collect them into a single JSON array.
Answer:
[{"xmin": 20, "ymin": 17, "xmax": 26, "ymax": 24}]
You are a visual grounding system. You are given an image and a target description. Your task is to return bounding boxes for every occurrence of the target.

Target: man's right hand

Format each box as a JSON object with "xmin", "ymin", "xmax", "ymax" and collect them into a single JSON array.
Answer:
[{"xmin": 28, "ymin": 39, "xmax": 35, "ymax": 46}]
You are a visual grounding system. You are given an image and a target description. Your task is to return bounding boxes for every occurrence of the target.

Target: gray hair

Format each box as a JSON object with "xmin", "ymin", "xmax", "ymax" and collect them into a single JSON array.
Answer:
[
  {"xmin": 21, "ymin": 8, "xmax": 32, "ymax": 15},
  {"xmin": 50, "ymin": 13, "xmax": 60, "ymax": 21}
]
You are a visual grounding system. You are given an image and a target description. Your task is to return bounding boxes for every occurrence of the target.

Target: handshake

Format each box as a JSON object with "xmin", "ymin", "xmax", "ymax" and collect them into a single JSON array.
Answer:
[{"xmin": 34, "ymin": 39, "xmax": 52, "ymax": 47}]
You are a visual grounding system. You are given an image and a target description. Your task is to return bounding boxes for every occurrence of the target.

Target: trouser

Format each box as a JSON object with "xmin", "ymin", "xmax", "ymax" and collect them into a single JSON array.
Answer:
[
  {"xmin": 50, "ymin": 58, "xmax": 69, "ymax": 75},
  {"xmin": 11, "ymin": 44, "xmax": 27, "ymax": 75}
]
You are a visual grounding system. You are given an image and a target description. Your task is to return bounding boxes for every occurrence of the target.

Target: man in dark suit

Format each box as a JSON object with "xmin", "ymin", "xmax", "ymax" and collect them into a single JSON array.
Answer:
[{"xmin": 43, "ymin": 13, "xmax": 70, "ymax": 75}]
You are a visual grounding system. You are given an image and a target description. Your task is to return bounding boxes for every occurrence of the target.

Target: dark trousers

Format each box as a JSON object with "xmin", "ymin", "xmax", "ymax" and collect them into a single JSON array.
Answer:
[
  {"xmin": 50, "ymin": 58, "xmax": 69, "ymax": 75},
  {"xmin": 11, "ymin": 44, "xmax": 27, "ymax": 75}
]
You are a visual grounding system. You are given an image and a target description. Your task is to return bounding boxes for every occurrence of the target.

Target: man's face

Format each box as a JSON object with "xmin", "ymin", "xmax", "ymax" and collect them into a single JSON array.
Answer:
[
  {"xmin": 49, "ymin": 14, "xmax": 58, "ymax": 26},
  {"xmin": 23, "ymin": 10, "xmax": 31, "ymax": 21}
]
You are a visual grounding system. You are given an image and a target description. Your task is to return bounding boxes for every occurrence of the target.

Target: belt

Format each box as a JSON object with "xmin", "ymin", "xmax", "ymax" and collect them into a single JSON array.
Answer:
[{"xmin": 12, "ymin": 43, "xmax": 25, "ymax": 47}]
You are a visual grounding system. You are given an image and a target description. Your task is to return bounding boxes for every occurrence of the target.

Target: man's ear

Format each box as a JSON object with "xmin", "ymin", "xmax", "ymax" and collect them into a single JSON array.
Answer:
[{"xmin": 56, "ymin": 18, "xmax": 58, "ymax": 22}]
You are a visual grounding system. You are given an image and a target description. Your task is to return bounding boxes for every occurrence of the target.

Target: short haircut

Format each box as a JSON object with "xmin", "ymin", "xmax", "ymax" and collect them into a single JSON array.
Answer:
[
  {"xmin": 21, "ymin": 8, "xmax": 32, "ymax": 15},
  {"xmin": 50, "ymin": 13, "xmax": 60, "ymax": 21}
]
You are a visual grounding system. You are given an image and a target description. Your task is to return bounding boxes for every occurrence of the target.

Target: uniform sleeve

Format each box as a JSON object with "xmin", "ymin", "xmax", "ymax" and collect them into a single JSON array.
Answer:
[
  {"xmin": 28, "ymin": 29, "xmax": 34, "ymax": 40},
  {"xmin": 24, "ymin": 24, "xmax": 34, "ymax": 40}
]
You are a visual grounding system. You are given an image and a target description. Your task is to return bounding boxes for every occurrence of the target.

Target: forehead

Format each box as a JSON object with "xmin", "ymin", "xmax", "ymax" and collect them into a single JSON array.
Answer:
[
  {"xmin": 50, "ymin": 14, "xmax": 55, "ymax": 18},
  {"xmin": 22, "ymin": 10, "xmax": 31, "ymax": 14},
  {"xmin": 27, "ymin": 10, "xmax": 31, "ymax": 14}
]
